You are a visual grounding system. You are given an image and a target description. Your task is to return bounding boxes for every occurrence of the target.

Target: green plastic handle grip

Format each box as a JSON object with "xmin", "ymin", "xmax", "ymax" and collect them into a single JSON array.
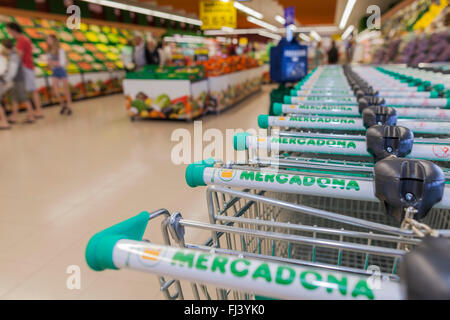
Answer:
[{"xmin": 85, "ymin": 211, "xmax": 150, "ymax": 271}]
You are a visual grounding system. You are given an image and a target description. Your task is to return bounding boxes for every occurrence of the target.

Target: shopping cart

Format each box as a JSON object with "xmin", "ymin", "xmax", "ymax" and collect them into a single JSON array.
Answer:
[
  {"xmin": 233, "ymin": 130, "xmax": 450, "ymax": 165},
  {"xmin": 85, "ymin": 187, "xmax": 450, "ymax": 300}
]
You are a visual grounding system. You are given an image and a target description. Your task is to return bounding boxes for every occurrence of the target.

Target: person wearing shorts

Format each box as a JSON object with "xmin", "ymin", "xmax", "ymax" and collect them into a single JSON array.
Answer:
[
  {"xmin": 47, "ymin": 34, "xmax": 72, "ymax": 115},
  {"xmin": 6, "ymin": 22, "xmax": 43, "ymax": 119},
  {"xmin": 1, "ymin": 39, "xmax": 35, "ymax": 124}
]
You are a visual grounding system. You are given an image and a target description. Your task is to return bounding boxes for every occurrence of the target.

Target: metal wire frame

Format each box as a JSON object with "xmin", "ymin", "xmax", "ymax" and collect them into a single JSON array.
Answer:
[{"xmin": 153, "ymin": 186, "xmax": 449, "ymax": 300}]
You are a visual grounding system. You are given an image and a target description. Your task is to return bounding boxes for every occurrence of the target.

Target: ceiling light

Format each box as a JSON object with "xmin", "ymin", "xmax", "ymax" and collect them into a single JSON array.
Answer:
[
  {"xmin": 204, "ymin": 28, "xmax": 261, "ymax": 35},
  {"xmin": 221, "ymin": 26, "xmax": 234, "ymax": 33},
  {"xmin": 275, "ymin": 15, "xmax": 286, "ymax": 25},
  {"xmin": 259, "ymin": 30, "xmax": 281, "ymax": 41},
  {"xmin": 247, "ymin": 16, "xmax": 278, "ymax": 32},
  {"xmin": 339, "ymin": 0, "xmax": 356, "ymax": 30},
  {"xmin": 310, "ymin": 30, "xmax": 322, "ymax": 41},
  {"xmin": 81, "ymin": 0, "xmax": 202, "ymax": 25},
  {"xmin": 298, "ymin": 33, "xmax": 310, "ymax": 42},
  {"xmin": 234, "ymin": 2, "xmax": 263, "ymax": 19},
  {"xmin": 341, "ymin": 25, "xmax": 355, "ymax": 40}
]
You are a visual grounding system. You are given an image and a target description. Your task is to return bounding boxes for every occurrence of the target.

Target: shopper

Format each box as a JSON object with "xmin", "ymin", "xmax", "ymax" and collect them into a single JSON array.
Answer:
[
  {"xmin": 0, "ymin": 103, "xmax": 10, "ymax": 130},
  {"xmin": 133, "ymin": 35, "xmax": 147, "ymax": 69},
  {"xmin": 46, "ymin": 34, "xmax": 72, "ymax": 116},
  {"xmin": 327, "ymin": 40, "xmax": 339, "ymax": 64},
  {"xmin": 1, "ymin": 39, "xmax": 35, "ymax": 124},
  {"xmin": 157, "ymin": 40, "xmax": 171, "ymax": 67},
  {"xmin": 6, "ymin": 22, "xmax": 43, "ymax": 119},
  {"xmin": 146, "ymin": 39, "xmax": 160, "ymax": 66},
  {"xmin": 346, "ymin": 39, "xmax": 355, "ymax": 64},
  {"xmin": 314, "ymin": 41, "xmax": 325, "ymax": 68},
  {"xmin": 120, "ymin": 40, "xmax": 134, "ymax": 72}
]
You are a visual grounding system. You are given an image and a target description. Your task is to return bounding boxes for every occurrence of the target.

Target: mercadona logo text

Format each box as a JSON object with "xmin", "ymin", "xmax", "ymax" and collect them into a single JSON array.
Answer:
[
  {"xmin": 171, "ymin": 250, "xmax": 375, "ymax": 299},
  {"xmin": 238, "ymin": 171, "xmax": 361, "ymax": 191},
  {"xmin": 270, "ymin": 137, "xmax": 357, "ymax": 149}
]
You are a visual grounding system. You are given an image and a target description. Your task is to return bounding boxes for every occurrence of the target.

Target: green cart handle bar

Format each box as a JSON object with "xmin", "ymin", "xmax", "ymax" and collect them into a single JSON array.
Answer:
[
  {"xmin": 85, "ymin": 211, "xmax": 150, "ymax": 271},
  {"xmin": 85, "ymin": 212, "xmax": 450, "ymax": 299},
  {"xmin": 272, "ymin": 103, "xmax": 450, "ymax": 120},
  {"xmin": 184, "ymin": 159, "xmax": 450, "ymax": 210},
  {"xmin": 233, "ymin": 133, "xmax": 450, "ymax": 162},
  {"xmin": 258, "ymin": 114, "xmax": 450, "ymax": 135}
]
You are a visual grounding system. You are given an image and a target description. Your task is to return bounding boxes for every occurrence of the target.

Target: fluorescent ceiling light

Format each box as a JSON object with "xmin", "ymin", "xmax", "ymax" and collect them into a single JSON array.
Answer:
[
  {"xmin": 247, "ymin": 16, "xmax": 278, "ymax": 32},
  {"xmin": 356, "ymin": 30, "xmax": 381, "ymax": 43},
  {"xmin": 275, "ymin": 15, "xmax": 286, "ymax": 25},
  {"xmin": 234, "ymin": 2, "xmax": 263, "ymax": 19},
  {"xmin": 339, "ymin": 0, "xmax": 356, "ymax": 30},
  {"xmin": 298, "ymin": 33, "xmax": 310, "ymax": 42},
  {"xmin": 81, "ymin": 0, "xmax": 202, "ymax": 25},
  {"xmin": 341, "ymin": 25, "xmax": 354, "ymax": 40},
  {"xmin": 287, "ymin": 24, "xmax": 297, "ymax": 32},
  {"xmin": 164, "ymin": 35, "xmax": 206, "ymax": 44},
  {"xmin": 310, "ymin": 30, "xmax": 322, "ymax": 41},
  {"xmin": 221, "ymin": 26, "xmax": 234, "ymax": 33},
  {"xmin": 205, "ymin": 28, "xmax": 280, "ymax": 40},
  {"xmin": 259, "ymin": 30, "xmax": 281, "ymax": 41},
  {"xmin": 282, "ymin": 25, "xmax": 338, "ymax": 34},
  {"xmin": 204, "ymin": 28, "xmax": 262, "ymax": 35}
]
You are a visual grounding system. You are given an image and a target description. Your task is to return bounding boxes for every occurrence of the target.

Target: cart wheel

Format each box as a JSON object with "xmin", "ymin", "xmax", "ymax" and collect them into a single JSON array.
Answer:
[{"xmin": 130, "ymin": 117, "xmax": 135, "ymax": 122}]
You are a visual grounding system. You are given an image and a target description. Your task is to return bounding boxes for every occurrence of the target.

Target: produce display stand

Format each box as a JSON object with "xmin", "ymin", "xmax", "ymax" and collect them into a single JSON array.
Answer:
[
  {"xmin": 208, "ymin": 64, "xmax": 269, "ymax": 112},
  {"xmin": 124, "ymin": 75, "xmax": 209, "ymax": 121},
  {"xmin": 0, "ymin": 7, "xmax": 164, "ymax": 112},
  {"xmin": 124, "ymin": 64, "xmax": 269, "ymax": 121}
]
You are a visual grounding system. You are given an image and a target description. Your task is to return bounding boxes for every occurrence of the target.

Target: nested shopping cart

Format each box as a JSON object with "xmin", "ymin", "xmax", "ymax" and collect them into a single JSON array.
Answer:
[
  {"xmin": 85, "ymin": 184, "xmax": 450, "ymax": 300},
  {"xmin": 86, "ymin": 64, "xmax": 450, "ymax": 300}
]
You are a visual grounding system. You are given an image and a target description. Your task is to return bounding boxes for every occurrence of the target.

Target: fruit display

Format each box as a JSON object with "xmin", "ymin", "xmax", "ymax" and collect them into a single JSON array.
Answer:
[
  {"xmin": 0, "ymin": 13, "xmax": 147, "ymax": 110},
  {"xmin": 126, "ymin": 90, "xmax": 207, "ymax": 120},
  {"xmin": 2, "ymin": 15, "xmax": 132, "ymax": 76},
  {"xmin": 197, "ymin": 55, "xmax": 260, "ymax": 77},
  {"xmin": 126, "ymin": 65, "xmax": 205, "ymax": 81}
]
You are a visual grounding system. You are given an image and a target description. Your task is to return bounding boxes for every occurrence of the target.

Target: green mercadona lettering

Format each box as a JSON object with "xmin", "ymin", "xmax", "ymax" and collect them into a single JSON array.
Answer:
[
  {"xmin": 296, "ymin": 105, "xmax": 353, "ymax": 111},
  {"xmin": 170, "ymin": 251, "xmax": 374, "ymax": 300},
  {"xmin": 288, "ymin": 116, "xmax": 356, "ymax": 124},
  {"xmin": 306, "ymin": 97, "xmax": 352, "ymax": 102},
  {"xmin": 270, "ymin": 137, "xmax": 357, "ymax": 149},
  {"xmin": 238, "ymin": 171, "xmax": 360, "ymax": 191}
]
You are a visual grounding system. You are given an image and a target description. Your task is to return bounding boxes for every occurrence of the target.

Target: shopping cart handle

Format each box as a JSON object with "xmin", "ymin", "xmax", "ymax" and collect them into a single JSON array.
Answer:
[
  {"xmin": 185, "ymin": 158, "xmax": 215, "ymax": 187},
  {"xmin": 272, "ymin": 103, "xmax": 283, "ymax": 116},
  {"xmin": 233, "ymin": 132, "xmax": 251, "ymax": 151},
  {"xmin": 401, "ymin": 236, "xmax": 450, "ymax": 300},
  {"xmin": 85, "ymin": 211, "xmax": 150, "ymax": 271},
  {"xmin": 258, "ymin": 115, "xmax": 269, "ymax": 129}
]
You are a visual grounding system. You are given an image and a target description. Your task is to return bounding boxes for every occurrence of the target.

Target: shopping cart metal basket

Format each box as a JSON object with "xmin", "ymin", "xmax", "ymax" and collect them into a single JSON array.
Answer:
[{"xmin": 85, "ymin": 190, "xmax": 450, "ymax": 300}]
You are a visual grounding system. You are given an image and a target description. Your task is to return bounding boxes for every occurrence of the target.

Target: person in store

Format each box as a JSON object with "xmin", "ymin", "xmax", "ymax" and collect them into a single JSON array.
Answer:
[
  {"xmin": 6, "ymin": 22, "xmax": 43, "ymax": 121},
  {"xmin": 0, "ymin": 103, "xmax": 9, "ymax": 130},
  {"xmin": 146, "ymin": 39, "xmax": 160, "ymax": 66},
  {"xmin": 314, "ymin": 41, "xmax": 325, "ymax": 68},
  {"xmin": 132, "ymin": 35, "xmax": 148, "ymax": 69},
  {"xmin": 157, "ymin": 40, "xmax": 171, "ymax": 67},
  {"xmin": 346, "ymin": 38, "xmax": 355, "ymax": 64},
  {"xmin": 1, "ymin": 39, "xmax": 35, "ymax": 124},
  {"xmin": 46, "ymin": 34, "xmax": 72, "ymax": 116},
  {"xmin": 327, "ymin": 40, "xmax": 339, "ymax": 64},
  {"xmin": 120, "ymin": 40, "xmax": 134, "ymax": 72}
]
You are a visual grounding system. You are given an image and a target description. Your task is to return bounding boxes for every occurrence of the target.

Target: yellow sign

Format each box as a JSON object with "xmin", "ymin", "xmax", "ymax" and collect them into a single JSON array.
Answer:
[
  {"xmin": 239, "ymin": 37, "xmax": 248, "ymax": 46},
  {"xmin": 200, "ymin": 0, "xmax": 237, "ymax": 30},
  {"xmin": 332, "ymin": 34, "xmax": 341, "ymax": 41}
]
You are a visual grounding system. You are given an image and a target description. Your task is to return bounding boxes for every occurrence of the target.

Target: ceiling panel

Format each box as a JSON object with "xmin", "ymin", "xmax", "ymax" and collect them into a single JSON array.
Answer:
[
  {"xmin": 138, "ymin": 0, "xmax": 338, "ymax": 27},
  {"xmin": 277, "ymin": 0, "xmax": 337, "ymax": 25}
]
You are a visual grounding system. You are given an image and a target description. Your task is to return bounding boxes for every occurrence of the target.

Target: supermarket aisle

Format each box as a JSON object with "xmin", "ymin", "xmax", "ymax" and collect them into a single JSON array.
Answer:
[{"xmin": 0, "ymin": 87, "xmax": 271, "ymax": 299}]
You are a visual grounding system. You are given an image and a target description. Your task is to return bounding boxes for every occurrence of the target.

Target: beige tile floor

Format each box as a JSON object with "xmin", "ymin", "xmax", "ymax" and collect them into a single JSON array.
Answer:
[{"xmin": 0, "ymin": 87, "xmax": 271, "ymax": 299}]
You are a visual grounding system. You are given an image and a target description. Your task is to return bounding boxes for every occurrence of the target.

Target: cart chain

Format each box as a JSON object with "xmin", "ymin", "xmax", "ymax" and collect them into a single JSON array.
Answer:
[{"xmin": 401, "ymin": 207, "xmax": 440, "ymax": 239}]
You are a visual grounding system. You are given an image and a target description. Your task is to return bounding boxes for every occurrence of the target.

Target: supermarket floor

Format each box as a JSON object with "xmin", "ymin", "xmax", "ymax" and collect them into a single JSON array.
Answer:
[{"xmin": 0, "ymin": 86, "xmax": 271, "ymax": 299}]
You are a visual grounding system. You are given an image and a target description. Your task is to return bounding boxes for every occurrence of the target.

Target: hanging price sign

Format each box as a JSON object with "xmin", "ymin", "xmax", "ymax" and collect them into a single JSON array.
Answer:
[{"xmin": 200, "ymin": 0, "xmax": 237, "ymax": 30}]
